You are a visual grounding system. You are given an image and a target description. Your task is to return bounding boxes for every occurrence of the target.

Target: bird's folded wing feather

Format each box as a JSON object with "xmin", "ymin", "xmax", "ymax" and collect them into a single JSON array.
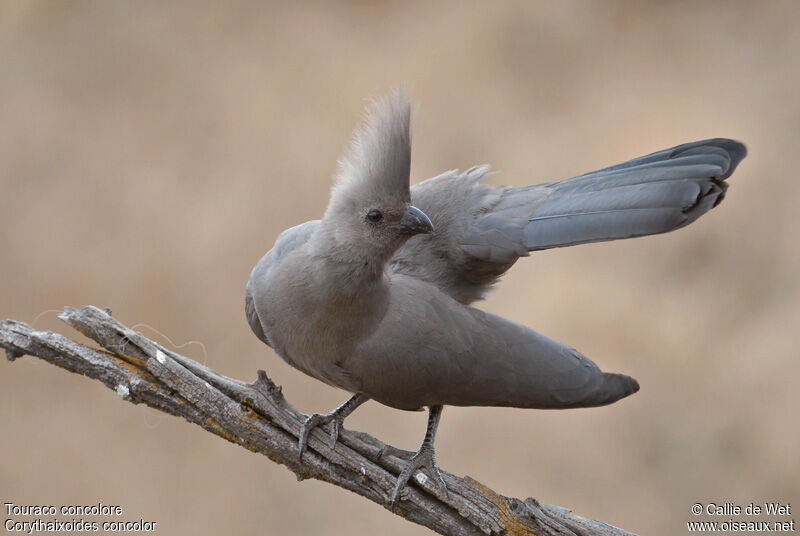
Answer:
[{"xmin": 352, "ymin": 278, "xmax": 639, "ymax": 410}]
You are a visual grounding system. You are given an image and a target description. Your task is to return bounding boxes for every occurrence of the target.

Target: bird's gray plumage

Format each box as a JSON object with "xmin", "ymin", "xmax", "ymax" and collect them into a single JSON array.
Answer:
[
  {"xmin": 246, "ymin": 93, "xmax": 745, "ymax": 409},
  {"xmin": 244, "ymin": 92, "xmax": 745, "ymax": 503},
  {"xmin": 391, "ymin": 138, "xmax": 744, "ymax": 304}
]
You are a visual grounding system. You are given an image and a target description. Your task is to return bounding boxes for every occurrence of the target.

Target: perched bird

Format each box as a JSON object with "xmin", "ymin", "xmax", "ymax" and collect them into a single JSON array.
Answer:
[{"xmin": 245, "ymin": 92, "xmax": 746, "ymax": 507}]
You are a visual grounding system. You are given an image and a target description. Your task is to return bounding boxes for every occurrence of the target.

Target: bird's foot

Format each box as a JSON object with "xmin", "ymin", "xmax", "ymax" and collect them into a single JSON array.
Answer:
[
  {"xmin": 389, "ymin": 444, "xmax": 448, "ymax": 510},
  {"xmin": 298, "ymin": 393, "xmax": 368, "ymax": 462},
  {"xmin": 298, "ymin": 411, "xmax": 343, "ymax": 461}
]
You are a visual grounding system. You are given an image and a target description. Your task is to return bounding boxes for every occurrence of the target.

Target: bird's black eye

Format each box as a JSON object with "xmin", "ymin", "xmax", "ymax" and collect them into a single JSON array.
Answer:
[{"xmin": 366, "ymin": 209, "xmax": 383, "ymax": 223}]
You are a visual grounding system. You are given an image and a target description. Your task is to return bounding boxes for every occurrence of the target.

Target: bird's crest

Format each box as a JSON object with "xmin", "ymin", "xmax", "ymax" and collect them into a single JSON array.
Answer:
[{"xmin": 329, "ymin": 91, "xmax": 412, "ymax": 210}]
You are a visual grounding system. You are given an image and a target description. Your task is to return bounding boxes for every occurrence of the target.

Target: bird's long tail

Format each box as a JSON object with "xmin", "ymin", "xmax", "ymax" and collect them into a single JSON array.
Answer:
[{"xmin": 522, "ymin": 138, "xmax": 747, "ymax": 251}]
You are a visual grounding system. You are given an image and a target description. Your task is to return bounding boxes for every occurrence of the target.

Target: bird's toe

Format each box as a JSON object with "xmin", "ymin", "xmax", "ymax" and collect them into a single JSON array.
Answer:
[
  {"xmin": 389, "ymin": 446, "xmax": 448, "ymax": 510},
  {"xmin": 298, "ymin": 412, "xmax": 337, "ymax": 461}
]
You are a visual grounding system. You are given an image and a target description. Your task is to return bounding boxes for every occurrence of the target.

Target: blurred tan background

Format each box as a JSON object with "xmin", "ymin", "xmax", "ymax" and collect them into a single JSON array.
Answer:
[{"xmin": 1, "ymin": 1, "xmax": 798, "ymax": 535}]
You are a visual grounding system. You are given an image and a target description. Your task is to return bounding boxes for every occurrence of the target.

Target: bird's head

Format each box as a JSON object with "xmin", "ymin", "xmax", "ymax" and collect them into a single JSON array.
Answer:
[{"xmin": 321, "ymin": 91, "xmax": 433, "ymax": 264}]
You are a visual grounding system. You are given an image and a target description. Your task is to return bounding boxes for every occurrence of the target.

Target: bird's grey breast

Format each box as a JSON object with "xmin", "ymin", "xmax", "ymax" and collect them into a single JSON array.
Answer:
[
  {"xmin": 246, "ymin": 220, "xmax": 388, "ymax": 390},
  {"xmin": 246, "ymin": 221, "xmax": 328, "ymax": 373}
]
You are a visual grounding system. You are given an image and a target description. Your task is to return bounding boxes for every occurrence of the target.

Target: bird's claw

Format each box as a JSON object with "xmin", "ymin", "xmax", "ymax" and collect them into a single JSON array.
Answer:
[
  {"xmin": 389, "ymin": 446, "xmax": 449, "ymax": 510},
  {"xmin": 298, "ymin": 412, "xmax": 342, "ymax": 461},
  {"xmin": 297, "ymin": 394, "xmax": 368, "ymax": 462}
]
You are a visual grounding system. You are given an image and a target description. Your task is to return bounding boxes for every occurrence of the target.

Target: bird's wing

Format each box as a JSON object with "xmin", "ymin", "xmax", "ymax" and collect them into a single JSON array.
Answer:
[
  {"xmin": 391, "ymin": 138, "xmax": 746, "ymax": 303},
  {"xmin": 245, "ymin": 220, "xmax": 320, "ymax": 347},
  {"xmin": 350, "ymin": 274, "xmax": 640, "ymax": 410}
]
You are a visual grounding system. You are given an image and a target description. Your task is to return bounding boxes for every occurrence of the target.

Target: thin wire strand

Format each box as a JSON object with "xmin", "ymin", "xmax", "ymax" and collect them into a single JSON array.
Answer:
[
  {"xmin": 31, "ymin": 309, "xmax": 64, "ymax": 328},
  {"xmin": 131, "ymin": 322, "xmax": 209, "ymax": 366}
]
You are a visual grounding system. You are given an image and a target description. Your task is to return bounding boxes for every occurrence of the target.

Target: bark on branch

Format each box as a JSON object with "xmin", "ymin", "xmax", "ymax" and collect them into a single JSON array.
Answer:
[{"xmin": 1, "ymin": 306, "xmax": 635, "ymax": 536}]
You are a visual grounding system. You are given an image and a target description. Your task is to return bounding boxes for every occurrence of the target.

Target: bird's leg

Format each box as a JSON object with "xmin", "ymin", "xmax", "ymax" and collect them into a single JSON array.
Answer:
[
  {"xmin": 390, "ymin": 405, "xmax": 448, "ymax": 510},
  {"xmin": 298, "ymin": 393, "xmax": 368, "ymax": 461}
]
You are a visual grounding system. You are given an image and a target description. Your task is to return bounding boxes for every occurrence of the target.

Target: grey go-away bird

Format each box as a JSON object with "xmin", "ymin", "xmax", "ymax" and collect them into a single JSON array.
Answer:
[{"xmin": 245, "ymin": 92, "xmax": 746, "ymax": 507}]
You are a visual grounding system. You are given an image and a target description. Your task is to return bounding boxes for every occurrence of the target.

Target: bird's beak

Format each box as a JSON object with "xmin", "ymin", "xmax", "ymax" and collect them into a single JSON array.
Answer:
[{"xmin": 399, "ymin": 205, "xmax": 434, "ymax": 235}]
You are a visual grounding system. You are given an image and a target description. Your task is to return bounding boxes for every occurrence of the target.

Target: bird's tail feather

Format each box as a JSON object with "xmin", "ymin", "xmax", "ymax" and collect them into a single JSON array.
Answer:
[{"xmin": 523, "ymin": 138, "xmax": 746, "ymax": 251}]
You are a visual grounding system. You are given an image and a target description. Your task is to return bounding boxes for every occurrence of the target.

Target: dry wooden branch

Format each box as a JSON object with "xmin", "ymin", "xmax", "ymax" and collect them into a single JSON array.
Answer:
[{"xmin": 1, "ymin": 306, "xmax": 636, "ymax": 536}]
